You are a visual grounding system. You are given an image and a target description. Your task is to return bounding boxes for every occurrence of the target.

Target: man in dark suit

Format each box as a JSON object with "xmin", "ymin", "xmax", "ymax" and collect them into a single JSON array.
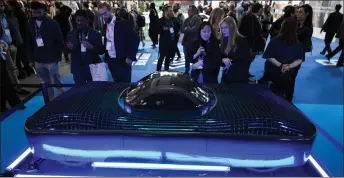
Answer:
[
  {"xmin": 98, "ymin": 2, "xmax": 139, "ymax": 83},
  {"xmin": 320, "ymin": 4, "xmax": 343, "ymax": 55},
  {"xmin": 66, "ymin": 10, "xmax": 103, "ymax": 84},
  {"xmin": 238, "ymin": 3, "xmax": 265, "ymax": 77},
  {"xmin": 181, "ymin": 5, "xmax": 201, "ymax": 75}
]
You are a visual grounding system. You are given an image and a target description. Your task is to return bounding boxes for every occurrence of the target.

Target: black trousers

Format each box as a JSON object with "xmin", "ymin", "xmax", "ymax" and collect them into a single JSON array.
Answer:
[
  {"xmin": 1, "ymin": 60, "xmax": 21, "ymax": 112},
  {"xmin": 260, "ymin": 64, "xmax": 300, "ymax": 102},
  {"xmin": 107, "ymin": 59, "xmax": 132, "ymax": 83},
  {"xmin": 72, "ymin": 65, "xmax": 93, "ymax": 85},
  {"xmin": 327, "ymin": 39, "xmax": 343, "ymax": 64},
  {"xmin": 16, "ymin": 43, "xmax": 31, "ymax": 71},
  {"xmin": 156, "ymin": 55, "xmax": 172, "ymax": 71},
  {"xmin": 322, "ymin": 32, "xmax": 336, "ymax": 54},
  {"xmin": 148, "ymin": 27, "xmax": 158, "ymax": 45},
  {"xmin": 174, "ymin": 34, "xmax": 181, "ymax": 59}
]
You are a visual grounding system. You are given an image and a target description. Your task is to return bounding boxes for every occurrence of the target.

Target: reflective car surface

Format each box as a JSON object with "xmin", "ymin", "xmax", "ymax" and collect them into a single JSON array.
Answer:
[{"xmin": 119, "ymin": 72, "xmax": 217, "ymax": 119}]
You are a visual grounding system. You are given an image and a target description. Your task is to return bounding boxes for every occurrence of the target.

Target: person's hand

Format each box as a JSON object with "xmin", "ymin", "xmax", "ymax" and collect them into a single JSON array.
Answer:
[
  {"xmin": 222, "ymin": 58, "xmax": 232, "ymax": 68},
  {"xmin": 125, "ymin": 58, "xmax": 133, "ymax": 65},
  {"xmin": 281, "ymin": 64, "xmax": 291, "ymax": 73},
  {"xmin": 66, "ymin": 41, "xmax": 73, "ymax": 50},
  {"xmin": 196, "ymin": 47, "xmax": 205, "ymax": 56},
  {"xmin": 82, "ymin": 41, "xmax": 94, "ymax": 49},
  {"xmin": 192, "ymin": 60, "xmax": 203, "ymax": 69}
]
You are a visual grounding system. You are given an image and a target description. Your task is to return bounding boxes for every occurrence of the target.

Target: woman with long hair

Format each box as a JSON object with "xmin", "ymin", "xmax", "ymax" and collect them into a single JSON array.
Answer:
[
  {"xmin": 296, "ymin": 4, "xmax": 313, "ymax": 58},
  {"xmin": 290, "ymin": 4, "xmax": 313, "ymax": 99},
  {"xmin": 262, "ymin": 18, "xmax": 304, "ymax": 102},
  {"xmin": 189, "ymin": 21, "xmax": 222, "ymax": 84},
  {"xmin": 219, "ymin": 16, "xmax": 251, "ymax": 84},
  {"xmin": 208, "ymin": 7, "xmax": 225, "ymax": 39}
]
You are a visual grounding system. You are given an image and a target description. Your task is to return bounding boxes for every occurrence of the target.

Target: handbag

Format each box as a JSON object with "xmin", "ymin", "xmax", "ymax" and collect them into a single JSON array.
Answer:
[{"xmin": 89, "ymin": 62, "xmax": 109, "ymax": 81}]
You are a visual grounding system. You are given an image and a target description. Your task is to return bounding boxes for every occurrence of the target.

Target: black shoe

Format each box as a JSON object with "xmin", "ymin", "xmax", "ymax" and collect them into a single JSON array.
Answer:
[
  {"xmin": 325, "ymin": 55, "xmax": 331, "ymax": 62},
  {"xmin": 249, "ymin": 73, "xmax": 255, "ymax": 78},
  {"xmin": 320, "ymin": 51, "xmax": 325, "ymax": 55}
]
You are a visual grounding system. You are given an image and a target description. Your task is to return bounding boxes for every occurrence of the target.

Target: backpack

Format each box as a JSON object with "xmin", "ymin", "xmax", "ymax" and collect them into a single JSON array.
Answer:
[{"xmin": 136, "ymin": 13, "xmax": 146, "ymax": 28}]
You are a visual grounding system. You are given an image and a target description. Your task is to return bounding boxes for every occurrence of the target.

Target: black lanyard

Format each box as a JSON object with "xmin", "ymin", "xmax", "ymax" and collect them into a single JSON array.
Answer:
[{"xmin": 78, "ymin": 31, "xmax": 88, "ymax": 43}]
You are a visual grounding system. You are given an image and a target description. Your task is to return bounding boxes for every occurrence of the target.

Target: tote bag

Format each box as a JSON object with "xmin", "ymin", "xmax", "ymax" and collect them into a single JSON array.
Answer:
[{"xmin": 89, "ymin": 62, "xmax": 108, "ymax": 81}]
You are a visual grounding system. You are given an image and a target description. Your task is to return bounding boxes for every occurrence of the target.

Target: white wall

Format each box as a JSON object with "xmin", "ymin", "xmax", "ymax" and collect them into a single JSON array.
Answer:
[{"xmin": 307, "ymin": 0, "xmax": 343, "ymax": 42}]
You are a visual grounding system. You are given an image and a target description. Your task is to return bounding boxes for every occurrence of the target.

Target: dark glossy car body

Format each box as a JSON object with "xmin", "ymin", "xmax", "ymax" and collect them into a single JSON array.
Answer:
[
  {"xmin": 24, "ymin": 71, "xmax": 317, "ymax": 169},
  {"xmin": 120, "ymin": 72, "xmax": 216, "ymax": 119}
]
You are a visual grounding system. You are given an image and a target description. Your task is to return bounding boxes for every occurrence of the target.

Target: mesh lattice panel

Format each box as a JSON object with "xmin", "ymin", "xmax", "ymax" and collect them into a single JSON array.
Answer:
[{"xmin": 26, "ymin": 82, "xmax": 315, "ymax": 139}]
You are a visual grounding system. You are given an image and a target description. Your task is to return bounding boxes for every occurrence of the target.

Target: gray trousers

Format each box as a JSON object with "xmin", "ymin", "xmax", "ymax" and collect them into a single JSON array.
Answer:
[
  {"xmin": 35, "ymin": 62, "xmax": 64, "ymax": 100},
  {"xmin": 5, "ymin": 45, "xmax": 19, "ymax": 85}
]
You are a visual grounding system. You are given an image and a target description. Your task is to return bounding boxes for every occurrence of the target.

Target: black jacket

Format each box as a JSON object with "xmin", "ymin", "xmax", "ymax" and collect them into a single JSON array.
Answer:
[
  {"xmin": 67, "ymin": 28, "xmax": 103, "ymax": 74},
  {"xmin": 26, "ymin": 17, "xmax": 64, "ymax": 63},
  {"xmin": 221, "ymin": 37, "xmax": 252, "ymax": 83},
  {"xmin": 190, "ymin": 39, "xmax": 222, "ymax": 84},
  {"xmin": 238, "ymin": 13, "xmax": 265, "ymax": 52},
  {"xmin": 103, "ymin": 17, "xmax": 140, "ymax": 62},
  {"xmin": 157, "ymin": 17, "xmax": 181, "ymax": 56},
  {"xmin": 322, "ymin": 11, "xmax": 343, "ymax": 34}
]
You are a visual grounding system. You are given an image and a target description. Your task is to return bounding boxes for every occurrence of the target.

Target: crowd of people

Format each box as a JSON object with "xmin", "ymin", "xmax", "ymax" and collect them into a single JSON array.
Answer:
[{"xmin": 0, "ymin": 0, "xmax": 343, "ymax": 113}]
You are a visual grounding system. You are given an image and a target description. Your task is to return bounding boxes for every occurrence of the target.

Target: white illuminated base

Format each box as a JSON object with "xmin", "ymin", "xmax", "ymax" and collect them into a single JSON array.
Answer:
[
  {"xmin": 15, "ymin": 175, "xmax": 80, "ymax": 177},
  {"xmin": 315, "ymin": 59, "xmax": 338, "ymax": 66},
  {"xmin": 92, "ymin": 162, "xmax": 230, "ymax": 172},
  {"xmin": 6, "ymin": 148, "xmax": 330, "ymax": 177}
]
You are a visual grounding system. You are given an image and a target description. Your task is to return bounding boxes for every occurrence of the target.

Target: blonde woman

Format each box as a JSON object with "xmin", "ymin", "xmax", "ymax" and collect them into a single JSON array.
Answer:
[
  {"xmin": 219, "ymin": 16, "xmax": 251, "ymax": 84},
  {"xmin": 208, "ymin": 7, "xmax": 225, "ymax": 39}
]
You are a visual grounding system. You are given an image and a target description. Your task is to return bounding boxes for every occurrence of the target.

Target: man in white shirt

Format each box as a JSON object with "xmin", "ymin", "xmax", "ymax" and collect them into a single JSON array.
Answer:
[{"xmin": 98, "ymin": 2, "xmax": 140, "ymax": 83}]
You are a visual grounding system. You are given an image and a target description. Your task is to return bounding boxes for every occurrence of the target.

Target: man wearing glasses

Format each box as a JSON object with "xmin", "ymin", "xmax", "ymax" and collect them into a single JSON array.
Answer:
[{"xmin": 98, "ymin": 2, "xmax": 139, "ymax": 83}]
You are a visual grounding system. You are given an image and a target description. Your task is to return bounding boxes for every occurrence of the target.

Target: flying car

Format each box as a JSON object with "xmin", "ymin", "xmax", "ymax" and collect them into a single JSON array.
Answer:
[{"xmin": 24, "ymin": 71, "xmax": 316, "ymax": 170}]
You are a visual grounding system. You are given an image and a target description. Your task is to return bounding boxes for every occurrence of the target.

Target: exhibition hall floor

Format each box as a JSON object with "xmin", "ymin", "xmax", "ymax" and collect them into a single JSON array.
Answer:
[{"xmin": 0, "ymin": 37, "xmax": 343, "ymax": 176}]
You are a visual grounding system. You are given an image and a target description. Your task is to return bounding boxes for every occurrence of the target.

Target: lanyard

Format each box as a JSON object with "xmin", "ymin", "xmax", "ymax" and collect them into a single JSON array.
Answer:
[
  {"xmin": 78, "ymin": 31, "xmax": 88, "ymax": 43},
  {"xmin": 35, "ymin": 24, "xmax": 41, "ymax": 38}
]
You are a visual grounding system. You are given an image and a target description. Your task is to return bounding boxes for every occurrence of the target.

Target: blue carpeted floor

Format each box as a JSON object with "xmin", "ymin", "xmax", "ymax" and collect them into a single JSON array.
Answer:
[{"xmin": 1, "ymin": 37, "xmax": 343, "ymax": 176}]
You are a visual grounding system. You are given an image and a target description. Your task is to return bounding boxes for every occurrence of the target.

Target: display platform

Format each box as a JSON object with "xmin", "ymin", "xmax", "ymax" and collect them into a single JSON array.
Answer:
[
  {"xmin": 24, "ymin": 72, "xmax": 316, "ymax": 170},
  {"xmin": 7, "ymin": 150, "xmax": 323, "ymax": 177},
  {"xmin": 1, "ymin": 71, "xmax": 326, "ymax": 177},
  {"xmin": 1, "ymin": 71, "xmax": 330, "ymax": 177}
]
